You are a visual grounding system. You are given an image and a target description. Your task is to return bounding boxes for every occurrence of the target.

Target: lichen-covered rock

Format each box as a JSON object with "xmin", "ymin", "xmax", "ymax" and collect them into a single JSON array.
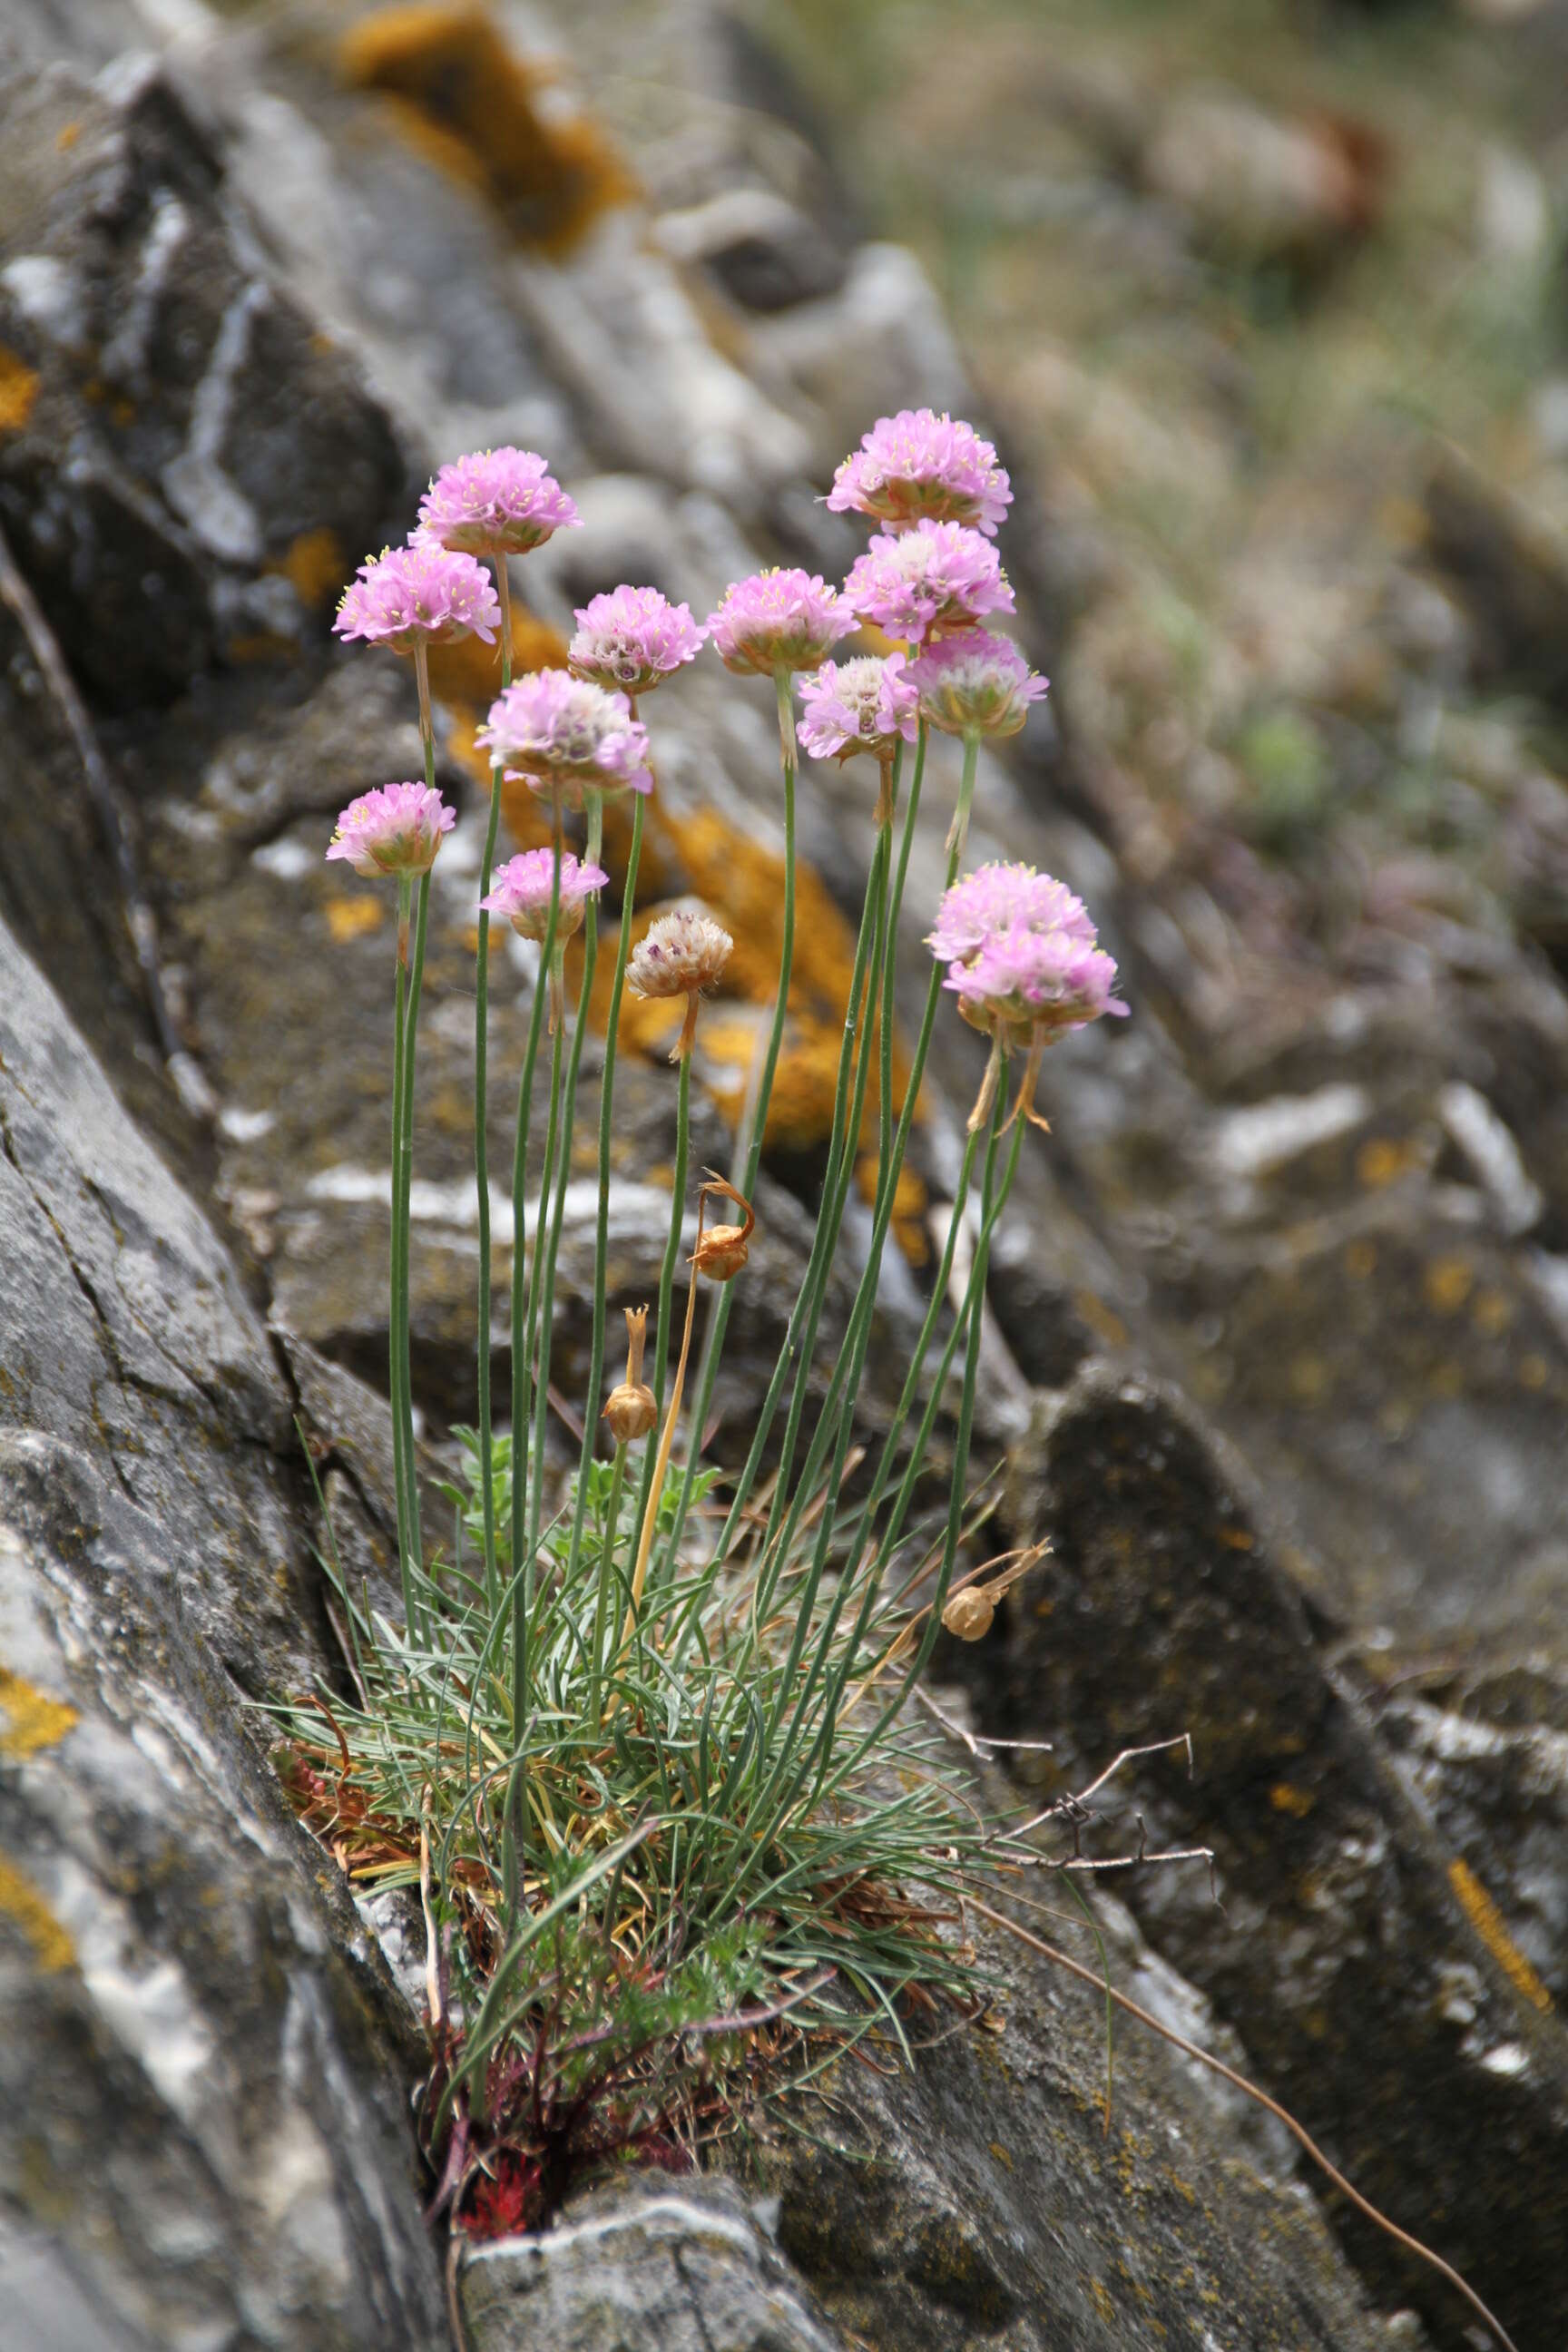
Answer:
[
  {"xmin": 964, "ymin": 1371, "xmax": 1568, "ymax": 2349},
  {"xmin": 0, "ymin": 912, "xmax": 446, "ymax": 2347}
]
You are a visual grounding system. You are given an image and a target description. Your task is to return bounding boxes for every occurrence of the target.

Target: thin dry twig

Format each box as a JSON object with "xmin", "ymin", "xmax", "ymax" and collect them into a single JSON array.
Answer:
[{"xmin": 969, "ymin": 1896, "xmax": 1521, "ymax": 2352}]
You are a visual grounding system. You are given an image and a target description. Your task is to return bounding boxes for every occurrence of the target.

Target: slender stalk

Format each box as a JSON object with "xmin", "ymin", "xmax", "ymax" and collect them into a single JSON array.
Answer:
[
  {"xmin": 396, "ymin": 868, "xmax": 433, "ymax": 1600},
  {"xmin": 566, "ymin": 786, "xmax": 645, "ymax": 1583},
  {"xmin": 590, "ymin": 1437, "xmax": 629, "ymax": 1729},
  {"xmin": 473, "ymin": 561, "xmax": 513, "ymax": 1619},
  {"xmin": 657, "ymin": 667, "xmax": 798, "ymax": 1572},
  {"xmin": 619, "ymin": 1229, "xmax": 703, "ymax": 1661},
  {"xmin": 388, "ymin": 876, "xmax": 415, "ymax": 1627},
  {"xmin": 633, "ymin": 1041, "xmax": 692, "ymax": 1562}
]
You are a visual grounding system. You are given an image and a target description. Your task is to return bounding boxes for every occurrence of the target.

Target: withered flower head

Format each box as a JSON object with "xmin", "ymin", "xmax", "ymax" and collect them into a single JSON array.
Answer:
[
  {"xmin": 603, "ymin": 1305, "xmax": 657, "ymax": 1443},
  {"xmin": 691, "ymin": 1172, "xmax": 754, "ymax": 1284}
]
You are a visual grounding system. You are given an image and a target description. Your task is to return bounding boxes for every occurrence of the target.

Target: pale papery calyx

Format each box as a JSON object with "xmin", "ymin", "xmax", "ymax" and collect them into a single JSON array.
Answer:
[
  {"xmin": 797, "ymin": 653, "xmax": 919, "ymax": 765},
  {"xmin": 416, "ymin": 448, "xmax": 580, "ymax": 558},
  {"xmin": 334, "ymin": 543, "xmax": 501, "ymax": 652},
  {"xmin": 326, "ymin": 781, "xmax": 456, "ymax": 879},
  {"xmin": 827, "ymin": 409, "xmax": 1013, "ymax": 538},
  {"xmin": 569, "ymin": 585, "xmax": 707, "ymax": 695},
  {"xmin": 477, "ymin": 671, "xmax": 652, "ymax": 805},
  {"xmin": 480, "ymin": 848, "xmax": 607, "ymax": 942},
  {"xmin": 627, "ymin": 907, "xmax": 734, "ymax": 1000},
  {"xmin": 842, "ymin": 522, "xmax": 1014, "ymax": 645},
  {"xmin": 706, "ymin": 569, "xmax": 857, "ymax": 677}
]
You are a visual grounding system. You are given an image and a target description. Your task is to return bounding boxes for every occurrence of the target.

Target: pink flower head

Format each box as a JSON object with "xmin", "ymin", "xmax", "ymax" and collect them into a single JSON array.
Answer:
[
  {"xmin": 828, "ymin": 409, "xmax": 1012, "ymax": 538},
  {"xmin": 416, "ymin": 448, "xmax": 580, "ymax": 558},
  {"xmin": 568, "ymin": 585, "xmax": 707, "ymax": 696},
  {"xmin": 335, "ymin": 543, "xmax": 501, "ymax": 653},
  {"xmin": 706, "ymin": 568, "xmax": 857, "ymax": 677},
  {"xmin": 477, "ymin": 671, "xmax": 652, "ymax": 806},
  {"xmin": 929, "ymin": 860, "xmax": 1126, "ymax": 1044},
  {"xmin": 908, "ymin": 630, "xmax": 1047, "ymax": 740},
  {"xmin": 797, "ymin": 653, "xmax": 919, "ymax": 765},
  {"xmin": 842, "ymin": 522, "xmax": 1014, "ymax": 645},
  {"xmin": 480, "ymin": 848, "xmax": 607, "ymax": 943},
  {"xmin": 926, "ymin": 861, "xmax": 1093, "ymax": 962},
  {"xmin": 326, "ymin": 781, "xmax": 455, "ymax": 879}
]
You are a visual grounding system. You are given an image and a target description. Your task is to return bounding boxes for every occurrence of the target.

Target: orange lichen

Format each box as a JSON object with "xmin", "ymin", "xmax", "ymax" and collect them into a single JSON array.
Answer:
[
  {"xmin": 0, "ymin": 1670, "xmax": 77, "ymax": 1761},
  {"xmin": 273, "ymin": 526, "xmax": 348, "ymax": 612},
  {"xmin": 1449, "ymin": 1858, "xmax": 1553, "ymax": 2014},
  {"xmin": 0, "ymin": 1853, "xmax": 74, "ymax": 1974},
  {"xmin": 338, "ymin": 6, "xmax": 636, "ymax": 256},
  {"xmin": 426, "ymin": 609, "xmax": 567, "ymax": 710},
  {"xmin": 325, "ymin": 896, "xmax": 386, "ymax": 944},
  {"xmin": 0, "ymin": 348, "xmax": 40, "ymax": 436}
]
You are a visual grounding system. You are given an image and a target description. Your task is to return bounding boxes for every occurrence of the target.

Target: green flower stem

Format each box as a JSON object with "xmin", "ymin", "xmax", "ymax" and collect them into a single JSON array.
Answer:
[
  {"xmin": 388, "ymin": 877, "xmax": 415, "ymax": 1628},
  {"xmin": 871, "ymin": 716, "xmax": 926, "ymax": 1213},
  {"xmin": 394, "ymin": 867, "xmax": 433, "ymax": 1616},
  {"xmin": 633, "ymin": 1038, "xmax": 692, "ymax": 1573},
  {"xmin": 693, "ymin": 755, "xmax": 897, "ymax": 1581},
  {"xmin": 657, "ymin": 666, "xmax": 798, "ymax": 1575},
  {"xmin": 566, "ymin": 786, "xmax": 645, "ymax": 1586},
  {"xmin": 589, "ymin": 1436, "xmax": 629, "ymax": 1730},
  {"xmin": 472, "ymin": 564, "xmax": 514, "ymax": 1621}
]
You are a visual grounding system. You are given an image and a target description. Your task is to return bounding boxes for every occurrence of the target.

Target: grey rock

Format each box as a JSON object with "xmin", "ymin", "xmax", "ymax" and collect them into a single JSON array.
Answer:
[
  {"xmin": 0, "ymin": 910, "xmax": 446, "ymax": 2350},
  {"xmin": 462, "ymin": 2180, "xmax": 844, "ymax": 2352}
]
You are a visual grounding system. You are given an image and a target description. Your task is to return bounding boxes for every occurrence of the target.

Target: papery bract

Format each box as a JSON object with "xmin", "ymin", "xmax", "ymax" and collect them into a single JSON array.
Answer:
[
  {"xmin": 327, "ymin": 781, "xmax": 456, "ymax": 878},
  {"xmin": 797, "ymin": 653, "xmax": 919, "ymax": 765},
  {"xmin": 416, "ymin": 448, "xmax": 580, "ymax": 558},
  {"xmin": 569, "ymin": 585, "xmax": 707, "ymax": 695},
  {"xmin": 627, "ymin": 908, "xmax": 734, "ymax": 999},
  {"xmin": 706, "ymin": 569, "xmax": 856, "ymax": 676},
  {"xmin": 481, "ymin": 848, "xmax": 607, "ymax": 942},
  {"xmin": 478, "ymin": 671, "xmax": 652, "ymax": 803},
  {"xmin": 842, "ymin": 522, "xmax": 1014, "ymax": 645},
  {"xmin": 335, "ymin": 543, "xmax": 501, "ymax": 652},
  {"xmin": 828, "ymin": 409, "xmax": 1012, "ymax": 537}
]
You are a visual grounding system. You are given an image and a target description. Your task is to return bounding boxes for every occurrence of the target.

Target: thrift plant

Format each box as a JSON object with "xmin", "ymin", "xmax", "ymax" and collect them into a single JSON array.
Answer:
[{"xmin": 281, "ymin": 418, "xmax": 1129, "ymax": 2231}]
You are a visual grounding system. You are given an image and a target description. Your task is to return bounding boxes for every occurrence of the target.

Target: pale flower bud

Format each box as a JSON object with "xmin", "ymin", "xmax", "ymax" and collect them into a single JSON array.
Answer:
[{"xmin": 941, "ymin": 1586, "xmax": 995, "ymax": 1642}]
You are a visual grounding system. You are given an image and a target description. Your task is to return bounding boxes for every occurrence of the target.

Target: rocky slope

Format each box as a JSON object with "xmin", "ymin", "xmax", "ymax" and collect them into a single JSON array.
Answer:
[{"xmin": 1, "ymin": 1, "xmax": 1565, "ymax": 2347}]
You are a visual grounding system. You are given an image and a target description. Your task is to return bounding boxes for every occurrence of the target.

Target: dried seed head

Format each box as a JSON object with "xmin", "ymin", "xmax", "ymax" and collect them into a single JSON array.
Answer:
[
  {"xmin": 941, "ymin": 1587, "xmax": 995, "ymax": 1642},
  {"xmin": 690, "ymin": 1173, "xmax": 755, "ymax": 1284},
  {"xmin": 627, "ymin": 907, "xmax": 734, "ymax": 1002},
  {"xmin": 603, "ymin": 1306, "xmax": 657, "ymax": 1442}
]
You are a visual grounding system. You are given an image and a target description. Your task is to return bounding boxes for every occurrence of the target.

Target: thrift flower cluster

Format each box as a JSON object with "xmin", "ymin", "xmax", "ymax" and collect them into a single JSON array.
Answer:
[
  {"xmin": 928, "ymin": 861, "xmax": 1126, "ymax": 1042},
  {"xmin": 798, "ymin": 653, "xmax": 918, "ymax": 765},
  {"xmin": 707, "ymin": 570, "xmax": 855, "ymax": 677},
  {"xmin": 416, "ymin": 447, "xmax": 580, "ymax": 557},
  {"xmin": 842, "ymin": 519, "xmax": 1014, "ymax": 645},
  {"xmin": 569, "ymin": 586, "xmax": 707, "ymax": 695},
  {"xmin": 628, "ymin": 909, "xmax": 734, "ymax": 1000},
  {"xmin": 828, "ymin": 408, "xmax": 1013, "ymax": 537},
  {"xmin": 906, "ymin": 631, "xmax": 1047, "ymax": 741},
  {"xmin": 326, "ymin": 781, "xmax": 455, "ymax": 877},
  {"xmin": 479, "ymin": 671, "xmax": 652, "ymax": 805},
  {"xmin": 482, "ymin": 849, "xmax": 607, "ymax": 942},
  {"xmin": 336, "ymin": 542, "xmax": 501, "ymax": 652}
]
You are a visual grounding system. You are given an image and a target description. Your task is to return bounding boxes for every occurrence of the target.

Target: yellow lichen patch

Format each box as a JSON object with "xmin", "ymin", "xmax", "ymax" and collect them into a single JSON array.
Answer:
[
  {"xmin": 1449, "ymin": 1858, "xmax": 1553, "ymax": 2014},
  {"xmin": 1423, "ymin": 1255, "xmax": 1474, "ymax": 1315},
  {"xmin": 0, "ymin": 1670, "xmax": 77, "ymax": 1761},
  {"xmin": 1215, "ymin": 1524, "xmax": 1254, "ymax": 1551},
  {"xmin": 0, "ymin": 1853, "xmax": 74, "ymax": 1974},
  {"xmin": 273, "ymin": 526, "xmax": 348, "ymax": 612},
  {"xmin": 1269, "ymin": 1780, "xmax": 1314, "ymax": 1818},
  {"xmin": 0, "ymin": 348, "xmax": 40, "ymax": 436},
  {"xmin": 338, "ymin": 6, "xmax": 636, "ymax": 257},
  {"xmin": 226, "ymin": 632, "xmax": 297, "ymax": 665},
  {"xmin": 325, "ymin": 895, "xmax": 385, "ymax": 944},
  {"xmin": 1356, "ymin": 1135, "xmax": 1417, "ymax": 1189},
  {"xmin": 855, "ymin": 1156, "xmax": 929, "ymax": 1266},
  {"xmin": 1471, "ymin": 1287, "xmax": 1514, "ymax": 1338},
  {"xmin": 55, "ymin": 120, "xmax": 82, "ymax": 150},
  {"xmin": 1520, "ymin": 1353, "xmax": 1550, "ymax": 1391},
  {"xmin": 1073, "ymin": 1289, "xmax": 1129, "ymax": 1349}
]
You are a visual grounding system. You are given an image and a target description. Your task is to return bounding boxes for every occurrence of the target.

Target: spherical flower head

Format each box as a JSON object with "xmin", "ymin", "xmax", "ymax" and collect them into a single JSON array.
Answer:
[
  {"xmin": 627, "ymin": 907, "xmax": 734, "ymax": 1000},
  {"xmin": 416, "ymin": 448, "xmax": 580, "ymax": 558},
  {"xmin": 326, "ymin": 781, "xmax": 455, "ymax": 879},
  {"xmin": 908, "ymin": 630, "xmax": 1046, "ymax": 740},
  {"xmin": 568, "ymin": 585, "xmax": 707, "ymax": 696},
  {"xmin": 477, "ymin": 672, "xmax": 652, "ymax": 807},
  {"xmin": 797, "ymin": 652, "xmax": 919, "ymax": 765},
  {"xmin": 706, "ymin": 569, "xmax": 857, "ymax": 677},
  {"xmin": 480, "ymin": 848, "xmax": 607, "ymax": 943},
  {"xmin": 947, "ymin": 928, "xmax": 1125, "ymax": 1041},
  {"xmin": 828, "ymin": 409, "xmax": 1013, "ymax": 538},
  {"xmin": 842, "ymin": 522, "xmax": 1014, "ymax": 645},
  {"xmin": 334, "ymin": 543, "xmax": 501, "ymax": 653},
  {"xmin": 927, "ymin": 861, "xmax": 1093, "ymax": 963}
]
